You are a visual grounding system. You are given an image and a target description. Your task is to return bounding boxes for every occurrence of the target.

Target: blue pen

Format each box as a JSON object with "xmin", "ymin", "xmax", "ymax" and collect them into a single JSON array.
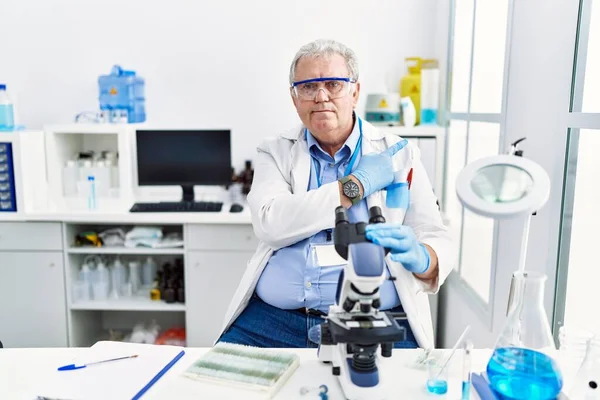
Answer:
[{"xmin": 58, "ymin": 354, "xmax": 138, "ymax": 371}]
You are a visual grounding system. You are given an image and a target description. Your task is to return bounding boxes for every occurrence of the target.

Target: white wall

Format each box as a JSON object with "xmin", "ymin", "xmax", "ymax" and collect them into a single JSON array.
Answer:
[{"xmin": 0, "ymin": 0, "xmax": 438, "ymax": 170}]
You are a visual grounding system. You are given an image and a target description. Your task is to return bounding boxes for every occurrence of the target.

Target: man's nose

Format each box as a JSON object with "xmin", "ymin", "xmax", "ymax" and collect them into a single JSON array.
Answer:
[{"xmin": 314, "ymin": 88, "xmax": 330, "ymax": 103}]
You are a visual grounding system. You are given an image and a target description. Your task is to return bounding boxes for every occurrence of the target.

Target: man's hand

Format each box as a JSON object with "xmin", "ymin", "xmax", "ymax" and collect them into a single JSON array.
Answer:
[
  {"xmin": 364, "ymin": 223, "xmax": 430, "ymax": 274},
  {"xmin": 351, "ymin": 139, "xmax": 408, "ymax": 198}
]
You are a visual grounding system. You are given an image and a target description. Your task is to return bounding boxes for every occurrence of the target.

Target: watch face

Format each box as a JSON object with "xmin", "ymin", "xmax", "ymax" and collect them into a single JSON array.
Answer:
[{"xmin": 344, "ymin": 181, "xmax": 360, "ymax": 198}]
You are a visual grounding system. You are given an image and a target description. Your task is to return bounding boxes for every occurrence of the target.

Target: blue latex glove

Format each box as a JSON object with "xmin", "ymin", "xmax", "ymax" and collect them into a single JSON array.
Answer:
[
  {"xmin": 364, "ymin": 223, "xmax": 431, "ymax": 274},
  {"xmin": 351, "ymin": 139, "xmax": 408, "ymax": 198}
]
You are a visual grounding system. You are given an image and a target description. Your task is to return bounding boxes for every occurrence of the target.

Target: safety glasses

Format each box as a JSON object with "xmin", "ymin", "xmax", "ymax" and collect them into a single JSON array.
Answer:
[{"xmin": 291, "ymin": 77, "xmax": 356, "ymax": 100}]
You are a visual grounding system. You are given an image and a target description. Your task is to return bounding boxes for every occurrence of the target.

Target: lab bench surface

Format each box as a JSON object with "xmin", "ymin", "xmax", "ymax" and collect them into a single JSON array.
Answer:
[
  {"xmin": 11, "ymin": 208, "xmax": 253, "ymax": 224},
  {"xmin": 0, "ymin": 347, "xmax": 479, "ymax": 399},
  {"xmin": 0, "ymin": 347, "xmax": 581, "ymax": 399}
]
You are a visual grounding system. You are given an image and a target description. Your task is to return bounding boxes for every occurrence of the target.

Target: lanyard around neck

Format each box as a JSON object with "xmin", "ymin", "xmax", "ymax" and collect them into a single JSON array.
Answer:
[{"xmin": 306, "ymin": 118, "xmax": 363, "ymax": 188}]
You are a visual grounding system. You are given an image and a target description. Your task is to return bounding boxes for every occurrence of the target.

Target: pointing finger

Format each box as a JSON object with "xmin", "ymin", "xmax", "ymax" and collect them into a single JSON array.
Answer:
[{"xmin": 383, "ymin": 139, "xmax": 408, "ymax": 157}]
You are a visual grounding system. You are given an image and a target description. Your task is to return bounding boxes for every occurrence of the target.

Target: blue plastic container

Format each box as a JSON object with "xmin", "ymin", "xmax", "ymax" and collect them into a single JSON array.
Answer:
[{"xmin": 98, "ymin": 65, "xmax": 146, "ymax": 123}]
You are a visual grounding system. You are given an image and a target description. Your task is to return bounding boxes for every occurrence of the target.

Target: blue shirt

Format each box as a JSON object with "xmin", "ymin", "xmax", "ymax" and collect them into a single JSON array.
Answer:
[{"xmin": 255, "ymin": 119, "xmax": 401, "ymax": 313}]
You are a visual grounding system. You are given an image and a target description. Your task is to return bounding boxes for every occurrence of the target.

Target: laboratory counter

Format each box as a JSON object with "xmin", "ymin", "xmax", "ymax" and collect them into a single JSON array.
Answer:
[
  {"xmin": 0, "ymin": 346, "xmax": 582, "ymax": 399},
  {"xmin": 0, "ymin": 202, "xmax": 253, "ymax": 224}
]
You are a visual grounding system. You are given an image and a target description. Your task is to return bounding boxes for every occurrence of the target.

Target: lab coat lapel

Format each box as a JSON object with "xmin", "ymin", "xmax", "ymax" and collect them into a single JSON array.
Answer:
[{"xmin": 290, "ymin": 135, "xmax": 311, "ymax": 194}]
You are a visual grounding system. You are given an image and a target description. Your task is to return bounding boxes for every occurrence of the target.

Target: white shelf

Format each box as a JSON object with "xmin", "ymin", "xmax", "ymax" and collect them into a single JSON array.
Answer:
[
  {"xmin": 70, "ymin": 298, "xmax": 185, "ymax": 311},
  {"xmin": 44, "ymin": 123, "xmax": 146, "ymax": 135},
  {"xmin": 67, "ymin": 246, "xmax": 185, "ymax": 255},
  {"xmin": 375, "ymin": 125, "xmax": 444, "ymax": 138}
]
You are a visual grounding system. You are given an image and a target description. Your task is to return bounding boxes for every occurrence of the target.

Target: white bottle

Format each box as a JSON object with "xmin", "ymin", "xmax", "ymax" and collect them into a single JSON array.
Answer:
[
  {"xmin": 104, "ymin": 152, "xmax": 119, "ymax": 189},
  {"xmin": 79, "ymin": 260, "xmax": 93, "ymax": 283},
  {"xmin": 62, "ymin": 160, "xmax": 79, "ymax": 196},
  {"xmin": 92, "ymin": 159, "xmax": 111, "ymax": 197},
  {"xmin": 109, "ymin": 264, "xmax": 121, "ymax": 300},
  {"xmin": 77, "ymin": 260, "xmax": 93, "ymax": 301},
  {"xmin": 420, "ymin": 59, "xmax": 440, "ymax": 125},
  {"xmin": 93, "ymin": 258, "xmax": 110, "ymax": 300},
  {"xmin": 79, "ymin": 159, "xmax": 93, "ymax": 182},
  {"xmin": 401, "ymin": 96, "xmax": 416, "ymax": 127},
  {"xmin": 142, "ymin": 256, "xmax": 158, "ymax": 286},
  {"xmin": 128, "ymin": 261, "xmax": 142, "ymax": 295},
  {"xmin": 113, "ymin": 256, "xmax": 127, "ymax": 294}
]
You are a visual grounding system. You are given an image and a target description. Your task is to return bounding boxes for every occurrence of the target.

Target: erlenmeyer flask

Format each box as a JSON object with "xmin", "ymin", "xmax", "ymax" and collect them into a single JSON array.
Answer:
[
  {"xmin": 486, "ymin": 271, "xmax": 564, "ymax": 399},
  {"xmin": 569, "ymin": 338, "xmax": 600, "ymax": 399}
]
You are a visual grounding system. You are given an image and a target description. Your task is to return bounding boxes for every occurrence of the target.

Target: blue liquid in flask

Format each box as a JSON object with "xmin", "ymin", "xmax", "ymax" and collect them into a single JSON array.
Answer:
[{"xmin": 486, "ymin": 347, "xmax": 563, "ymax": 400}]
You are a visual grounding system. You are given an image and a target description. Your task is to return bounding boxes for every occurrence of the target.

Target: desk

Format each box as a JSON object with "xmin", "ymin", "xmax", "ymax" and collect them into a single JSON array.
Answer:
[{"xmin": 0, "ymin": 347, "xmax": 496, "ymax": 399}]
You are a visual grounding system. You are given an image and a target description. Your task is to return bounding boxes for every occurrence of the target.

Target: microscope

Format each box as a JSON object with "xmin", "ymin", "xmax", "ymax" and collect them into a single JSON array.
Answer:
[{"xmin": 314, "ymin": 205, "xmax": 408, "ymax": 400}]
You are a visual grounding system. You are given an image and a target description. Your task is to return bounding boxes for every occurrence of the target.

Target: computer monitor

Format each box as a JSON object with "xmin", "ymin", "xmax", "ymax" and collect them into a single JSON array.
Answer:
[{"xmin": 135, "ymin": 129, "xmax": 232, "ymax": 202}]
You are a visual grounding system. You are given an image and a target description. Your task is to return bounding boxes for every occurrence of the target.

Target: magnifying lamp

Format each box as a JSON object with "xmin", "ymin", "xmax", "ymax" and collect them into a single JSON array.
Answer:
[
  {"xmin": 455, "ymin": 137, "xmax": 550, "ymax": 273},
  {"xmin": 456, "ymin": 140, "xmax": 563, "ymax": 400}
]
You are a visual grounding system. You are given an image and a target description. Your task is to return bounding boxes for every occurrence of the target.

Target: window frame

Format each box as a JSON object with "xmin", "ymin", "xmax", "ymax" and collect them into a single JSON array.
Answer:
[
  {"xmin": 442, "ymin": 0, "xmax": 515, "ymax": 320},
  {"xmin": 552, "ymin": 0, "xmax": 600, "ymax": 342}
]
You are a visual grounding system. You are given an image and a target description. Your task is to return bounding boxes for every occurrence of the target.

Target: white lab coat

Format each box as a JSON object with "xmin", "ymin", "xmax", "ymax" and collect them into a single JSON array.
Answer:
[{"xmin": 219, "ymin": 119, "xmax": 455, "ymax": 349}]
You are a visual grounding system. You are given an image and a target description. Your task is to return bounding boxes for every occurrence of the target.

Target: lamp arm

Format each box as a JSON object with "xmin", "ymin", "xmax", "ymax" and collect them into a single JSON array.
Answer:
[{"xmin": 518, "ymin": 213, "xmax": 532, "ymax": 273}]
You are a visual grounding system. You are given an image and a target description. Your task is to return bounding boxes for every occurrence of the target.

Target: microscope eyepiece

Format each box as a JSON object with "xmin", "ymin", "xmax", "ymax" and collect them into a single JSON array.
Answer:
[
  {"xmin": 368, "ymin": 206, "xmax": 385, "ymax": 224},
  {"xmin": 335, "ymin": 206, "xmax": 350, "ymax": 225}
]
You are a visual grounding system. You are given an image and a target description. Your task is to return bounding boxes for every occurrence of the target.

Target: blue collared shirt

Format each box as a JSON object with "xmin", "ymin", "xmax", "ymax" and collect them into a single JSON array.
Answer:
[{"xmin": 255, "ymin": 120, "xmax": 401, "ymax": 313}]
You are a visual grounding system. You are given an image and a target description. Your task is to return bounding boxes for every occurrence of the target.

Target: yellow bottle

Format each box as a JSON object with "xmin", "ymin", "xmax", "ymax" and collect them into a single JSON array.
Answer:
[{"xmin": 400, "ymin": 57, "xmax": 422, "ymax": 125}]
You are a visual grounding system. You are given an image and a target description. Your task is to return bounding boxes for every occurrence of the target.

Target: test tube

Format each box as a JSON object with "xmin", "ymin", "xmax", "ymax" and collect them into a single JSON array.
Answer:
[{"xmin": 462, "ymin": 340, "xmax": 473, "ymax": 400}]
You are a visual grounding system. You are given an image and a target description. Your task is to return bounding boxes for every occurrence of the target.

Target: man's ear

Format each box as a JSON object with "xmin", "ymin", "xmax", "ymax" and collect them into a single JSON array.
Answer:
[
  {"xmin": 290, "ymin": 87, "xmax": 299, "ymax": 108},
  {"xmin": 352, "ymin": 82, "xmax": 361, "ymax": 108}
]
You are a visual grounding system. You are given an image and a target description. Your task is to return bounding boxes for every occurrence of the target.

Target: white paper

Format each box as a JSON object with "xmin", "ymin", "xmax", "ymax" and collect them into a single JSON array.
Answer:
[
  {"xmin": 313, "ymin": 245, "xmax": 348, "ymax": 267},
  {"xmin": 33, "ymin": 341, "xmax": 184, "ymax": 400}
]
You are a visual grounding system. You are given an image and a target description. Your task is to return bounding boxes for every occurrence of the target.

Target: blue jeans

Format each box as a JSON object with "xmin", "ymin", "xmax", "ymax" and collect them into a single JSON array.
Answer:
[{"xmin": 217, "ymin": 294, "xmax": 418, "ymax": 349}]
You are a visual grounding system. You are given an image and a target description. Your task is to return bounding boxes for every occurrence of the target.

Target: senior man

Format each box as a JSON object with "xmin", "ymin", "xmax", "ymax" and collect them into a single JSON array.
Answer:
[{"xmin": 218, "ymin": 39, "xmax": 454, "ymax": 350}]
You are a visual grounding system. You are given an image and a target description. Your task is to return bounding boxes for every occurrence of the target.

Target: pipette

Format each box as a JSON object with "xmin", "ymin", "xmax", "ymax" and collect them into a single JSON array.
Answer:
[{"xmin": 434, "ymin": 325, "xmax": 471, "ymax": 380}]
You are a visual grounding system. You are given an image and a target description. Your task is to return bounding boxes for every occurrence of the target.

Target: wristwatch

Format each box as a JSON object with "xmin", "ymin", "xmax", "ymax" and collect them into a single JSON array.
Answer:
[{"xmin": 339, "ymin": 176, "xmax": 362, "ymax": 205}]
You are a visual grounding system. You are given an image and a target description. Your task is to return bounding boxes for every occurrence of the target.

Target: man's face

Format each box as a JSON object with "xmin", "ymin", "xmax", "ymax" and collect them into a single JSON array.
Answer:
[{"xmin": 291, "ymin": 54, "xmax": 360, "ymax": 145}]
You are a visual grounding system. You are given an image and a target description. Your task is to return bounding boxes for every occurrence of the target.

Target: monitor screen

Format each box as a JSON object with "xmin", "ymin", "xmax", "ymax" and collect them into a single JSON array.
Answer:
[{"xmin": 136, "ymin": 129, "xmax": 232, "ymax": 186}]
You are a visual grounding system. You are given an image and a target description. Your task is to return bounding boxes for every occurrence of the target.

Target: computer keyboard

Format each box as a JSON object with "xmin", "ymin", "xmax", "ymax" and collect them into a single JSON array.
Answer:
[{"xmin": 129, "ymin": 201, "xmax": 223, "ymax": 213}]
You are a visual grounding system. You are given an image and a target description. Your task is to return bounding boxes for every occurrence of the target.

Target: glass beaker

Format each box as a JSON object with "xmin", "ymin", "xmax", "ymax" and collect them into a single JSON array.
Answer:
[
  {"xmin": 486, "ymin": 271, "xmax": 564, "ymax": 399},
  {"xmin": 568, "ymin": 338, "xmax": 600, "ymax": 399}
]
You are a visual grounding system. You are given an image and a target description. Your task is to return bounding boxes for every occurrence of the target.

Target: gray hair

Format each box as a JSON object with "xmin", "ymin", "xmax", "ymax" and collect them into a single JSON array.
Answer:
[{"xmin": 288, "ymin": 39, "xmax": 359, "ymax": 86}]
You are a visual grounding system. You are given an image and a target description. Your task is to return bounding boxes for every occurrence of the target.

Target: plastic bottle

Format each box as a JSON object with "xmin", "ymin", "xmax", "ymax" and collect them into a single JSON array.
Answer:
[
  {"xmin": 62, "ymin": 160, "xmax": 79, "ymax": 196},
  {"xmin": 113, "ymin": 256, "xmax": 127, "ymax": 293},
  {"xmin": 78, "ymin": 159, "xmax": 93, "ymax": 182},
  {"xmin": 93, "ymin": 258, "xmax": 110, "ymax": 300},
  {"xmin": 0, "ymin": 84, "xmax": 15, "ymax": 131},
  {"xmin": 399, "ymin": 58, "xmax": 422, "ymax": 125},
  {"xmin": 128, "ymin": 261, "xmax": 142, "ymax": 295},
  {"xmin": 142, "ymin": 256, "xmax": 158, "ymax": 286},
  {"xmin": 420, "ymin": 59, "xmax": 440, "ymax": 125},
  {"xmin": 92, "ymin": 159, "xmax": 111, "ymax": 197},
  {"xmin": 401, "ymin": 97, "xmax": 417, "ymax": 127}
]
